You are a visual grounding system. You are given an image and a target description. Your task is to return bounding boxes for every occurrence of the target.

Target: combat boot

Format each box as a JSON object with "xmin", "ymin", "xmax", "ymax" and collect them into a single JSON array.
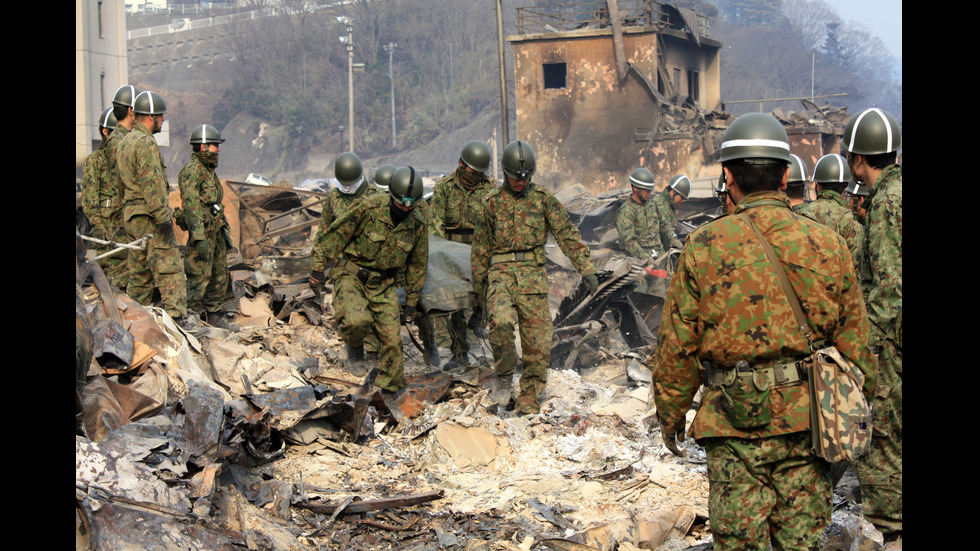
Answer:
[
  {"xmin": 344, "ymin": 344, "xmax": 367, "ymax": 377},
  {"xmin": 490, "ymin": 373, "xmax": 514, "ymax": 408},
  {"xmin": 514, "ymin": 394, "xmax": 540, "ymax": 415},
  {"xmin": 443, "ymin": 351, "xmax": 469, "ymax": 371}
]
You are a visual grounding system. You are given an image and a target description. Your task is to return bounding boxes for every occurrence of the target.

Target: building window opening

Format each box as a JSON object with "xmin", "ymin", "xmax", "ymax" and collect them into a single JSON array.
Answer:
[{"xmin": 543, "ymin": 62, "xmax": 567, "ymax": 89}]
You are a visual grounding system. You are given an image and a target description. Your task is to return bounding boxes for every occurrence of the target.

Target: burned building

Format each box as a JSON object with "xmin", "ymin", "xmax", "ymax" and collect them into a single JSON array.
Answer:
[{"xmin": 508, "ymin": 0, "xmax": 722, "ymax": 194}]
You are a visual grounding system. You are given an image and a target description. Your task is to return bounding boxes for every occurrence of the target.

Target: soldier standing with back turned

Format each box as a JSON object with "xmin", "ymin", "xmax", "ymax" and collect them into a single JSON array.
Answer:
[{"xmin": 649, "ymin": 113, "xmax": 876, "ymax": 550}]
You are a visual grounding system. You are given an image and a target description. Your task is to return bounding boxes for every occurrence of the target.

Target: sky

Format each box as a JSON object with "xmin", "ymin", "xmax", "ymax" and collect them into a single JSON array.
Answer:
[{"xmin": 823, "ymin": 0, "xmax": 902, "ymax": 59}]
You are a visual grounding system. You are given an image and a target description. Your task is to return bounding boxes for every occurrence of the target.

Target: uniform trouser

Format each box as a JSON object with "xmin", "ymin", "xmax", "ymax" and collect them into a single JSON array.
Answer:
[
  {"xmin": 124, "ymin": 215, "xmax": 187, "ymax": 319},
  {"xmin": 448, "ymin": 309, "xmax": 470, "ymax": 359},
  {"xmin": 487, "ymin": 270, "xmax": 552, "ymax": 400},
  {"xmin": 332, "ymin": 274, "xmax": 403, "ymax": 391},
  {"xmin": 703, "ymin": 432, "xmax": 831, "ymax": 551},
  {"xmin": 856, "ymin": 338, "xmax": 903, "ymax": 535},
  {"xmin": 184, "ymin": 224, "xmax": 229, "ymax": 313}
]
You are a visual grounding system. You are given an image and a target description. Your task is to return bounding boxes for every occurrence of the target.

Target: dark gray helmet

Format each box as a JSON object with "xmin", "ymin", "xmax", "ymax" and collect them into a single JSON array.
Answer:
[
  {"xmin": 189, "ymin": 124, "xmax": 225, "ymax": 145},
  {"xmin": 334, "ymin": 152, "xmax": 363, "ymax": 187},
  {"xmin": 111, "ymin": 85, "xmax": 142, "ymax": 108},
  {"xmin": 133, "ymin": 91, "xmax": 167, "ymax": 116},
  {"xmin": 501, "ymin": 140, "xmax": 536, "ymax": 181},
  {"xmin": 812, "ymin": 154, "xmax": 851, "ymax": 184},
  {"xmin": 718, "ymin": 113, "xmax": 791, "ymax": 164},
  {"xmin": 628, "ymin": 167, "xmax": 655, "ymax": 190},
  {"xmin": 99, "ymin": 108, "xmax": 117, "ymax": 131},
  {"xmin": 787, "ymin": 154, "xmax": 808, "ymax": 186},
  {"xmin": 460, "ymin": 140, "xmax": 492, "ymax": 173},
  {"xmin": 668, "ymin": 174, "xmax": 692, "ymax": 199},
  {"xmin": 844, "ymin": 178, "xmax": 868, "ymax": 197},
  {"xmin": 373, "ymin": 163, "xmax": 397, "ymax": 189},
  {"xmin": 390, "ymin": 166, "xmax": 424, "ymax": 207},
  {"xmin": 841, "ymin": 108, "xmax": 902, "ymax": 155}
]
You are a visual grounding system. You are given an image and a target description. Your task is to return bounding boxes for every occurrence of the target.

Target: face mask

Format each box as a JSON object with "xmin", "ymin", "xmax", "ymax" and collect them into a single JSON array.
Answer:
[
  {"xmin": 337, "ymin": 175, "xmax": 364, "ymax": 195},
  {"xmin": 458, "ymin": 166, "xmax": 483, "ymax": 190},
  {"xmin": 195, "ymin": 150, "xmax": 219, "ymax": 169}
]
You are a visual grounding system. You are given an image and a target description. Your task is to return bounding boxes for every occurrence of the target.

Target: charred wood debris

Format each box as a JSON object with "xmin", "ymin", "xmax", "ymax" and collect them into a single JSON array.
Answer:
[{"xmin": 75, "ymin": 104, "xmax": 880, "ymax": 551}]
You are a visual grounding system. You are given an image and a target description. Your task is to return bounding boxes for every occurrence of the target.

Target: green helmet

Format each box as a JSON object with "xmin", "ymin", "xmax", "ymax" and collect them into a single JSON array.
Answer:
[
  {"xmin": 460, "ymin": 140, "xmax": 491, "ymax": 173},
  {"xmin": 133, "ymin": 91, "xmax": 167, "ymax": 116},
  {"xmin": 787, "ymin": 154, "xmax": 808, "ymax": 187},
  {"xmin": 668, "ymin": 174, "xmax": 692, "ymax": 199},
  {"xmin": 111, "ymin": 84, "xmax": 141, "ymax": 108},
  {"xmin": 628, "ymin": 167, "xmax": 655, "ymax": 190},
  {"xmin": 389, "ymin": 166, "xmax": 424, "ymax": 207},
  {"xmin": 844, "ymin": 178, "xmax": 868, "ymax": 197},
  {"xmin": 812, "ymin": 154, "xmax": 851, "ymax": 185},
  {"xmin": 189, "ymin": 124, "xmax": 225, "ymax": 145},
  {"xmin": 334, "ymin": 152, "xmax": 363, "ymax": 187},
  {"xmin": 501, "ymin": 140, "xmax": 536, "ymax": 181},
  {"xmin": 99, "ymin": 108, "xmax": 117, "ymax": 131},
  {"xmin": 373, "ymin": 163, "xmax": 397, "ymax": 189},
  {"xmin": 718, "ymin": 113, "xmax": 791, "ymax": 164},
  {"xmin": 841, "ymin": 108, "xmax": 902, "ymax": 155}
]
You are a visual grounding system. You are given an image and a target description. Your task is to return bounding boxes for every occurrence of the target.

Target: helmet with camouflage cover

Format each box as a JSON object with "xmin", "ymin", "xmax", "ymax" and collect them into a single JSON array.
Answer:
[
  {"xmin": 668, "ymin": 174, "xmax": 692, "ymax": 200},
  {"xmin": 787, "ymin": 154, "xmax": 808, "ymax": 187},
  {"xmin": 841, "ymin": 108, "xmax": 902, "ymax": 155},
  {"xmin": 111, "ymin": 85, "xmax": 142, "ymax": 108},
  {"xmin": 628, "ymin": 168, "xmax": 655, "ymax": 190},
  {"xmin": 373, "ymin": 163, "xmax": 397, "ymax": 190},
  {"xmin": 501, "ymin": 140, "xmax": 536, "ymax": 182},
  {"xmin": 334, "ymin": 152, "xmax": 363, "ymax": 188},
  {"xmin": 389, "ymin": 166, "xmax": 424, "ymax": 207},
  {"xmin": 99, "ymin": 108, "xmax": 117, "ymax": 131},
  {"xmin": 718, "ymin": 113, "xmax": 791, "ymax": 164},
  {"xmin": 812, "ymin": 153, "xmax": 851, "ymax": 185},
  {"xmin": 189, "ymin": 124, "xmax": 225, "ymax": 145},
  {"xmin": 133, "ymin": 91, "xmax": 167, "ymax": 116},
  {"xmin": 460, "ymin": 140, "xmax": 492, "ymax": 173}
]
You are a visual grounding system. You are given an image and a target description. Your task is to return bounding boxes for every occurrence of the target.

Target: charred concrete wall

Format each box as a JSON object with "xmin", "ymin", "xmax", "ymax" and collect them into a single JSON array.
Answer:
[{"xmin": 508, "ymin": 27, "xmax": 721, "ymax": 195}]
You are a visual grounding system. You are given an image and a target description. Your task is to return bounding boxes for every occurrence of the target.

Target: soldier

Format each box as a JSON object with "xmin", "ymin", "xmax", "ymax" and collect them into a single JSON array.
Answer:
[
  {"xmin": 796, "ymin": 153, "xmax": 865, "ymax": 267},
  {"xmin": 649, "ymin": 173, "xmax": 691, "ymax": 252},
  {"xmin": 117, "ymin": 90, "xmax": 189, "ymax": 324},
  {"xmin": 309, "ymin": 152, "xmax": 378, "ymax": 296},
  {"xmin": 429, "ymin": 140, "xmax": 496, "ymax": 369},
  {"xmin": 372, "ymin": 163, "xmax": 398, "ymax": 192},
  {"xmin": 841, "ymin": 107, "xmax": 902, "ymax": 546},
  {"xmin": 472, "ymin": 140, "xmax": 597, "ymax": 414},
  {"xmin": 178, "ymin": 125, "xmax": 232, "ymax": 323},
  {"xmin": 650, "ymin": 113, "xmax": 876, "ymax": 550},
  {"xmin": 615, "ymin": 167, "xmax": 669, "ymax": 297},
  {"xmin": 843, "ymin": 178, "xmax": 869, "ymax": 222},
  {"xmin": 311, "ymin": 166, "xmax": 428, "ymax": 392},
  {"xmin": 81, "ymin": 108, "xmax": 125, "ymax": 280},
  {"xmin": 785, "ymin": 153, "xmax": 809, "ymax": 211}
]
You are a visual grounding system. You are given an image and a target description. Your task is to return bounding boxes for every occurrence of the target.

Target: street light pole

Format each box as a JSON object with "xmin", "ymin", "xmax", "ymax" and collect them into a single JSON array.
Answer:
[{"xmin": 385, "ymin": 42, "xmax": 397, "ymax": 149}]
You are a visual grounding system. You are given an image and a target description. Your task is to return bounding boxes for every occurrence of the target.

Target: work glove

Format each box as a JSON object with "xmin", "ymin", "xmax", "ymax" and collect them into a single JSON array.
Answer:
[
  {"xmin": 401, "ymin": 304, "xmax": 417, "ymax": 325},
  {"xmin": 658, "ymin": 416, "xmax": 688, "ymax": 458},
  {"xmin": 195, "ymin": 239, "xmax": 210, "ymax": 258},
  {"xmin": 309, "ymin": 270, "xmax": 326, "ymax": 294},
  {"xmin": 156, "ymin": 220, "xmax": 177, "ymax": 245},
  {"xmin": 583, "ymin": 273, "xmax": 598, "ymax": 295}
]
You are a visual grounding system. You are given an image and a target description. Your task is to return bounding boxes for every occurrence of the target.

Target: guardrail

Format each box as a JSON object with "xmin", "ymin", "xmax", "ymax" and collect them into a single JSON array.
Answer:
[{"xmin": 127, "ymin": 7, "xmax": 277, "ymax": 40}]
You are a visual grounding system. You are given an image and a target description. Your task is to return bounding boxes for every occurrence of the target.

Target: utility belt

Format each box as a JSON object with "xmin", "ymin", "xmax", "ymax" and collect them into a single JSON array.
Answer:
[
  {"xmin": 703, "ymin": 357, "xmax": 808, "ymax": 389},
  {"xmin": 337, "ymin": 257, "xmax": 395, "ymax": 286},
  {"xmin": 445, "ymin": 227, "xmax": 474, "ymax": 244},
  {"xmin": 490, "ymin": 247, "xmax": 542, "ymax": 266}
]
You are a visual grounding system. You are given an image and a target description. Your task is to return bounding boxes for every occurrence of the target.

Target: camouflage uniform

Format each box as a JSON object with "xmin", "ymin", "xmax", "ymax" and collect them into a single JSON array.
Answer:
[
  {"xmin": 317, "ymin": 192, "xmax": 429, "ymax": 392},
  {"xmin": 178, "ymin": 152, "xmax": 230, "ymax": 313},
  {"xmin": 795, "ymin": 189, "xmax": 865, "ymax": 269},
  {"xmin": 650, "ymin": 189, "xmax": 679, "ymax": 251},
  {"xmin": 855, "ymin": 163, "xmax": 902, "ymax": 536},
  {"xmin": 615, "ymin": 196, "xmax": 668, "ymax": 296},
  {"xmin": 429, "ymin": 167, "xmax": 496, "ymax": 361},
  {"xmin": 651, "ymin": 192, "xmax": 876, "ymax": 550},
  {"xmin": 118, "ymin": 120, "xmax": 187, "ymax": 319},
  {"xmin": 472, "ymin": 183, "xmax": 596, "ymax": 404},
  {"xmin": 83, "ymin": 126, "xmax": 129, "ymax": 282},
  {"xmin": 310, "ymin": 182, "xmax": 378, "ymax": 273}
]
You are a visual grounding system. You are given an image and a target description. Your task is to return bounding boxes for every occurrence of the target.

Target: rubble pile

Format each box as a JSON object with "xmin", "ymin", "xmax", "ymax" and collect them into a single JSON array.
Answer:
[{"xmin": 75, "ymin": 183, "xmax": 884, "ymax": 550}]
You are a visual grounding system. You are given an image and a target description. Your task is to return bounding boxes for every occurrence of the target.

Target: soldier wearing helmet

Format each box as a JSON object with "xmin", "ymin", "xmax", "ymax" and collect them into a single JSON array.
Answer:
[
  {"xmin": 841, "ymin": 107, "xmax": 903, "ymax": 544},
  {"xmin": 796, "ymin": 153, "xmax": 865, "ymax": 268},
  {"xmin": 843, "ymin": 178, "xmax": 869, "ymax": 222},
  {"xmin": 81, "ymin": 108, "xmax": 129, "ymax": 282},
  {"xmin": 428, "ymin": 140, "xmax": 497, "ymax": 370},
  {"xmin": 177, "ymin": 125, "xmax": 233, "ymax": 325},
  {"xmin": 615, "ymin": 167, "xmax": 670, "ymax": 298},
  {"xmin": 650, "ymin": 112, "xmax": 875, "ymax": 550},
  {"xmin": 311, "ymin": 166, "xmax": 428, "ymax": 393},
  {"xmin": 117, "ymin": 91, "xmax": 191, "ymax": 325},
  {"xmin": 645, "ymin": 173, "xmax": 691, "ymax": 258},
  {"xmin": 785, "ymin": 153, "xmax": 809, "ymax": 211},
  {"xmin": 471, "ymin": 140, "xmax": 597, "ymax": 415}
]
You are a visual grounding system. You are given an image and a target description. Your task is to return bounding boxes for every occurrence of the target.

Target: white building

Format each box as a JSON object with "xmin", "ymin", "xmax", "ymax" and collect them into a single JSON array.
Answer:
[{"xmin": 76, "ymin": 0, "xmax": 129, "ymax": 167}]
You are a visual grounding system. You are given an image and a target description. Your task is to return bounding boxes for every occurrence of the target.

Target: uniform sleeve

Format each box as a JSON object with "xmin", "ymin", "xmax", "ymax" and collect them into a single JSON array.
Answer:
[
  {"xmin": 471, "ymin": 199, "xmax": 493, "ymax": 300},
  {"xmin": 429, "ymin": 182, "xmax": 447, "ymax": 239},
  {"xmin": 656, "ymin": 198, "xmax": 674, "ymax": 255},
  {"xmin": 178, "ymin": 163, "xmax": 207, "ymax": 243},
  {"xmin": 310, "ymin": 195, "xmax": 337, "ymax": 272},
  {"xmin": 831, "ymin": 244, "xmax": 878, "ymax": 401},
  {"xmin": 317, "ymin": 200, "xmax": 364, "ymax": 268},
  {"xmin": 404, "ymin": 226, "xmax": 429, "ymax": 307},
  {"xmin": 544, "ymin": 193, "xmax": 595, "ymax": 276},
  {"xmin": 81, "ymin": 153, "xmax": 105, "ymax": 229},
  {"xmin": 864, "ymin": 192, "xmax": 902, "ymax": 344},
  {"xmin": 138, "ymin": 143, "xmax": 173, "ymax": 224},
  {"xmin": 616, "ymin": 205, "xmax": 645, "ymax": 258}
]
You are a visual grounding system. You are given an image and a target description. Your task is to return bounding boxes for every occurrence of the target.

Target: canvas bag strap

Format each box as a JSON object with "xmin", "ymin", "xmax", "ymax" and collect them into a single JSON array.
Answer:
[{"xmin": 736, "ymin": 212, "xmax": 815, "ymax": 354}]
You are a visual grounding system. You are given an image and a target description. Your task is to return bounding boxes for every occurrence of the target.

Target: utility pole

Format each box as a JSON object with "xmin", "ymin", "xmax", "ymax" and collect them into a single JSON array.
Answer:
[
  {"xmin": 339, "ymin": 16, "xmax": 354, "ymax": 152},
  {"xmin": 385, "ymin": 42, "xmax": 398, "ymax": 149},
  {"xmin": 495, "ymin": 0, "xmax": 509, "ymax": 145}
]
